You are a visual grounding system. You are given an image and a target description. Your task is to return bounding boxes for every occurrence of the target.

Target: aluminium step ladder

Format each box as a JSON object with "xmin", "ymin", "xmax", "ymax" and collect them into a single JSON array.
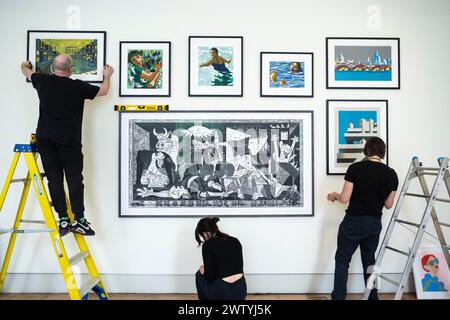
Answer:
[
  {"xmin": 363, "ymin": 156, "xmax": 450, "ymax": 300},
  {"xmin": 0, "ymin": 137, "xmax": 108, "ymax": 300}
]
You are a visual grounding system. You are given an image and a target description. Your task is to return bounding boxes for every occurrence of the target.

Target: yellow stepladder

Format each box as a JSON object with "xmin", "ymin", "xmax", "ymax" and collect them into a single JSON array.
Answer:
[{"xmin": 0, "ymin": 135, "xmax": 108, "ymax": 300}]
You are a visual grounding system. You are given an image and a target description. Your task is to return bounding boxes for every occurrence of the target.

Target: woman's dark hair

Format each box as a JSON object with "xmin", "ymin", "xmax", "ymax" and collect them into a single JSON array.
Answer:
[
  {"xmin": 195, "ymin": 217, "xmax": 228, "ymax": 246},
  {"xmin": 363, "ymin": 137, "xmax": 386, "ymax": 159}
]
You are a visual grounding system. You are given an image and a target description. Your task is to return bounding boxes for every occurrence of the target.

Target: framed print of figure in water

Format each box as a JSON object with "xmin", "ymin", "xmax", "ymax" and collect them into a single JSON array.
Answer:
[
  {"xmin": 119, "ymin": 111, "xmax": 313, "ymax": 217},
  {"xmin": 326, "ymin": 37, "xmax": 400, "ymax": 89},
  {"xmin": 189, "ymin": 36, "xmax": 243, "ymax": 97},
  {"xmin": 27, "ymin": 30, "xmax": 106, "ymax": 83},
  {"xmin": 260, "ymin": 52, "xmax": 314, "ymax": 97},
  {"xmin": 326, "ymin": 100, "xmax": 388, "ymax": 175},
  {"xmin": 119, "ymin": 41, "xmax": 171, "ymax": 97}
]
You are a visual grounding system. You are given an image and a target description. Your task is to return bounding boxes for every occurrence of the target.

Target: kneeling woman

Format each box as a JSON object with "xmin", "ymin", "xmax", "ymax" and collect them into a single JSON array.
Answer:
[{"xmin": 195, "ymin": 217, "xmax": 246, "ymax": 300}]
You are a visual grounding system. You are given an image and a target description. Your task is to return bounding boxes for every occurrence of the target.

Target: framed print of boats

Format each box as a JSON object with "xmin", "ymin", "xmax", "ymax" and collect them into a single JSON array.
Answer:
[
  {"xmin": 189, "ymin": 36, "xmax": 243, "ymax": 97},
  {"xmin": 326, "ymin": 37, "xmax": 400, "ymax": 89}
]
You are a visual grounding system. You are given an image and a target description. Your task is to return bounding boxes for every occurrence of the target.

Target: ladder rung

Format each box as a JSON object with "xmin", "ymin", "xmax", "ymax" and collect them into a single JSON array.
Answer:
[
  {"xmin": 422, "ymin": 173, "xmax": 438, "ymax": 176},
  {"xmin": 0, "ymin": 228, "xmax": 54, "ymax": 234},
  {"xmin": 405, "ymin": 192, "xmax": 429, "ymax": 199},
  {"xmin": 11, "ymin": 178, "xmax": 27, "ymax": 183},
  {"xmin": 404, "ymin": 193, "xmax": 450, "ymax": 203},
  {"xmin": 20, "ymin": 219, "xmax": 46, "ymax": 224},
  {"xmin": 385, "ymin": 245, "xmax": 410, "ymax": 257},
  {"xmin": 420, "ymin": 167, "xmax": 440, "ymax": 171},
  {"xmin": 395, "ymin": 219, "xmax": 421, "ymax": 228},
  {"xmin": 69, "ymin": 251, "xmax": 90, "ymax": 266},
  {"xmin": 378, "ymin": 274, "xmax": 400, "ymax": 287},
  {"xmin": 79, "ymin": 277, "xmax": 100, "ymax": 298},
  {"xmin": 438, "ymin": 221, "xmax": 450, "ymax": 228}
]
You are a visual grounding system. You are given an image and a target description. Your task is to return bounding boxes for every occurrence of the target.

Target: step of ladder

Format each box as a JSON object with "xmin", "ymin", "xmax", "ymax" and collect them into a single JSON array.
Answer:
[
  {"xmin": 80, "ymin": 277, "xmax": 100, "ymax": 298},
  {"xmin": 378, "ymin": 274, "xmax": 400, "ymax": 287},
  {"xmin": 384, "ymin": 245, "xmax": 410, "ymax": 257},
  {"xmin": 0, "ymin": 228, "xmax": 54, "ymax": 234},
  {"xmin": 395, "ymin": 219, "xmax": 421, "ymax": 228},
  {"xmin": 69, "ymin": 251, "xmax": 90, "ymax": 266}
]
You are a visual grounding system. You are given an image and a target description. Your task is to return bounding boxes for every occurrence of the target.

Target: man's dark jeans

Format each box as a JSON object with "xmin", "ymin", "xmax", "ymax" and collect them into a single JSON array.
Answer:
[
  {"xmin": 332, "ymin": 214, "xmax": 382, "ymax": 300},
  {"xmin": 36, "ymin": 137, "xmax": 85, "ymax": 220}
]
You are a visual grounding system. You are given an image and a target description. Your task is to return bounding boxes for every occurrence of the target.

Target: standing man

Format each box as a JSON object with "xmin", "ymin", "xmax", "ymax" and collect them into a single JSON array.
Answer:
[
  {"xmin": 327, "ymin": 137, "xmax": 398, "ymax": 300},
  {"xmin": 21, "ymin": 54, "xmax": 114, "ymax": 236}
]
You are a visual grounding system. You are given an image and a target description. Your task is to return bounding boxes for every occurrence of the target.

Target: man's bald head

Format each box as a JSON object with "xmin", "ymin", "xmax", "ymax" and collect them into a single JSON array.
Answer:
[{"xmin": 52, "ymin": 54, "xmax": 73, "ymax": 73}]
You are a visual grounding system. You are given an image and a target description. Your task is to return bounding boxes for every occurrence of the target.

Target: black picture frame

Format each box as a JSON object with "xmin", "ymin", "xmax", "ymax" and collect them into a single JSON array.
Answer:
[
  {"xmin": 260, "ymin": 52, "xmax": 314, "ymax": 98},
  {"xmin": 326, "ymin": 99, "xmax": 389, "ymax": 175},
  {"xmin": 188, "ymin": 36, "xmax": 243, "ymax": 97},
  {"xmin": 118, "ymin": 110, "xmax": 314, "ymax": 217},
  {"xmin": 119, "ymin": 41, "xmax": 171, "ymax": 97},
  {"xmin": 26, "ymin": 30, "xmax": 106, "ymax": 83},
  {"xmin": 326, "ymin": 37, "xmax": 400, "ymax": 89}
]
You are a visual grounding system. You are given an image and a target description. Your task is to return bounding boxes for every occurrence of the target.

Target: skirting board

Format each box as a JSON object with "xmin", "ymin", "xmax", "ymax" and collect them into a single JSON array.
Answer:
[{"xmin": 1, "ymin": 273, "xmax": 415, "ymax": 294}]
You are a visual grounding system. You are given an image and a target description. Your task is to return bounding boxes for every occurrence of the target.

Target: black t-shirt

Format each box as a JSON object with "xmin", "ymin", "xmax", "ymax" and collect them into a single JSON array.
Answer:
[
  {"xmin": 344, "ymin": 160, "xmax": 399, "ymax": 218},
  {"xmin": 31, "ymin": 73, "xmax": 100, "ymax": 143},
  {"xmin": 202, "ymin": 236, "xmax": 244, "ymax": 280}
]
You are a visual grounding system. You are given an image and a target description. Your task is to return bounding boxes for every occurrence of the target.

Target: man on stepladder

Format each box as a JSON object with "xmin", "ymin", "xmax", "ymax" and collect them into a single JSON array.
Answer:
[{"xmin": 21, "ymin": 55, "xmax": 114, "ymax": 236}]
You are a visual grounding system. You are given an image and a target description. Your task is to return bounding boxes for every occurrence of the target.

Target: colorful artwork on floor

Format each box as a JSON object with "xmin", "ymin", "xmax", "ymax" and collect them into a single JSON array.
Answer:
[{"xmin": 413, "ymin": 247, "xmax": 450, "ymax": 299}]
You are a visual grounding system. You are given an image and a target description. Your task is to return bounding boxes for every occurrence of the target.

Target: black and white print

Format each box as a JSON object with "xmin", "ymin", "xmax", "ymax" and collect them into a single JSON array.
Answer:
[{"xmin": 119, "ymin": 111, "xmax": 313, "ymax": 217}]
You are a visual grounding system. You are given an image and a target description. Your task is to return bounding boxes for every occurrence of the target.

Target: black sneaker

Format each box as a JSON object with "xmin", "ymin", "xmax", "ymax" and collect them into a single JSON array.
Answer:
[
  {"xmin": 71, "ymin": 218, "xmax": 95, "ymax": 236},
  {"xmin": 58, "ymin": 217, "xmax": 71, "ymax": 237}
]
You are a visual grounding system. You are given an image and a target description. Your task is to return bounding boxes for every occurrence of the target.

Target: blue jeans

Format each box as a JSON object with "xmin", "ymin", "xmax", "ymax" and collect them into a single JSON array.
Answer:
[{"xmin": 332, "ymin": 215, "xmax": 382, "ymax": 300}]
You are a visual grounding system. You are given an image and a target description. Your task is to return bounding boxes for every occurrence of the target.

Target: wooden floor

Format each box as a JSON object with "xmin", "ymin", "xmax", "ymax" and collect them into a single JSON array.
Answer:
[{"xmin": 0, "ymin": 293, "xmax": 417, "ymax": 300}]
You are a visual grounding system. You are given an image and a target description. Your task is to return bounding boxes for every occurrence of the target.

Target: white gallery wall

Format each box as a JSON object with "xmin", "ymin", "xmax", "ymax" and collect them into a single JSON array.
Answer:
[{"xmin": 0, "ymin": 0, "xmax": 449, "ymax": 293}]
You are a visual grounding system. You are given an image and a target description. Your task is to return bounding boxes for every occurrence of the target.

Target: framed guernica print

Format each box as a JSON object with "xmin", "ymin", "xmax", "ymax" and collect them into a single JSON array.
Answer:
[
  {"xmin": 27, "ymin": 30, "xmax": 106, "ymax": 83},
  {"xmin": 189, "ymin": 36, "xmax": 243, "ymax": 96},
  {"xmin": 119, "ymin": 41, "xmax": 171, "ymax": 97},
  {"xmin": 260, "ymin": 52, "xmax": 313, "ymax": 97},
  {"xmin": 327, "ymin": 100, "xmax": 388, "ymax": 175},
  {"xmin": 119, "ymin": 111, "xmax": 314, "ymax": 217},
  {"xmin": 326, "ymin": 37, "xmax": 400, "ymax": 89}
]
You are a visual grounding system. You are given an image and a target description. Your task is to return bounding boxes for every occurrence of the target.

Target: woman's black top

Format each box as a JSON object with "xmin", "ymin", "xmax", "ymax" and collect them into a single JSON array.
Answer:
[
  {"xmin": 202, "ymin": 236, "xmax": 244, "ymax": 280},
  {"xmin": 344, "ymin": 160, "xmax": 399, "ymax": 218}
]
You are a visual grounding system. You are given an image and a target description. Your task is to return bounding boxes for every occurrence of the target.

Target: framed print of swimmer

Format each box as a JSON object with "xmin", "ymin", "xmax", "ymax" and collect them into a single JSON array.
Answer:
[
  {"xmin": 189, "ymin": 36, "xmax": 243, "ymax": 97},
  {"xmin": 119, "ymin": 110, "xmax": 314, "ymax": 217},
  {"xmin": 260, "ymin": 52, "xmax": 314, "ymax": 97},
  {"xmin": 413, "ymin": 247, "xmax": 450, "ymax": 299},
  {"xmin": 326, "ymin": 37, "xmax": 400, "ymax": 89},
  {"xmin": 119, "ymin": 41, "xmax": 171, "ymax": 97}
]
